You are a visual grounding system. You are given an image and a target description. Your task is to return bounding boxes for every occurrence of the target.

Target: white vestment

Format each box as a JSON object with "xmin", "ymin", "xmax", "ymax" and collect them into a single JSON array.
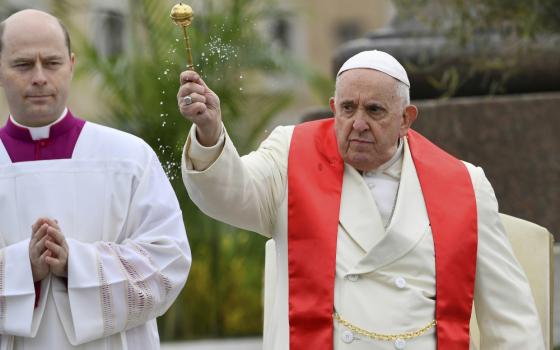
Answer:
[
  {"xmin": 0, "ymin": 122, "xmax": 191, "ymax": 350},
  {"xmin": 182, "ymin": 124, "xmax": 544, "ymax": 350}
]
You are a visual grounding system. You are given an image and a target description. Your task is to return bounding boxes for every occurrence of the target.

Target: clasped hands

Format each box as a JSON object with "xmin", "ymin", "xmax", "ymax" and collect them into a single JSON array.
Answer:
[{"xmin": 29, "ymin": 217, "xmax": 69, "ymax": 282}]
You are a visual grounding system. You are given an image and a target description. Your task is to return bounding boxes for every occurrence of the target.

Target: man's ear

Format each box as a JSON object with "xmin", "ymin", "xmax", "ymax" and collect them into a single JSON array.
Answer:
[
  {"xmin": 329, "ymin": 97, "xmax": 336, "ymax": 115},
  {"xmin": 69, "ymin": 52, "xmax": 76, "ymax": 73},
  {"xmin": 400, "ymin": 104, "xmax": 418, "ymax": 137}
]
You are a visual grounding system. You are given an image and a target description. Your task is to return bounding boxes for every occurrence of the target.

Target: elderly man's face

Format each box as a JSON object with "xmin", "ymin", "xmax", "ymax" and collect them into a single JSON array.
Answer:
[
  {"xmin": 0, "ymin": 11, "xmax": 74, "ymax": 127},
  {"xmin": 331, "ymin": 69, "xmax": 417, "ymax": 172}
]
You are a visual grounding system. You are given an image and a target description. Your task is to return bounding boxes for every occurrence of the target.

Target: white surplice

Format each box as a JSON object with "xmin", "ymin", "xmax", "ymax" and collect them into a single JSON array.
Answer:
[{"xmin": 0, "ymin": 122, "xmax": 191, "ymax": 350}]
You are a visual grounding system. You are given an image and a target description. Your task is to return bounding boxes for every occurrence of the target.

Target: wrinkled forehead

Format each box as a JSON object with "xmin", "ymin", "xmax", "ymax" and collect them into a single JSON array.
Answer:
[{"xmin": 334, "ymin": 68, "xmax": 399, "ymax": 99}]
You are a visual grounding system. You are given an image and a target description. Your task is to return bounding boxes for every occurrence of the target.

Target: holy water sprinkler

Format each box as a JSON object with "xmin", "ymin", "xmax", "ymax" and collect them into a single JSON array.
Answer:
[{"xmin": 170, "ymin": 3, "xmax": 195, "ymax": 70}]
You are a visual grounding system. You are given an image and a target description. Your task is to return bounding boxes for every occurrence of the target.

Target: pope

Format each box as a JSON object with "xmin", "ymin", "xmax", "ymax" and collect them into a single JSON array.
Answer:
[{"xmin": 177, "ymin": 50, "xmax": 544, "ymax": 349}]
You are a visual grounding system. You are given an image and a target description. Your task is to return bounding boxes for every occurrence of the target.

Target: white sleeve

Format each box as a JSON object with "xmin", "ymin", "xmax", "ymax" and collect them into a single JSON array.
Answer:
[
  {"xmin": 0, "ymin": 240, "xmax": 50, "ymax": 337},
  {"xmin": 53, "ymin": 150, "xmax": 191, "ymax": 345},
  {"xmin": 185, "ymin": 124, "xmax": 225, "ymax": 171},
  {"xmin": 182, "ymin": 125, "xmax": 293, "ymax": 237},
  {"xmin": 469, "ymin": 165, "xmax": 545, "ymax": 349}
]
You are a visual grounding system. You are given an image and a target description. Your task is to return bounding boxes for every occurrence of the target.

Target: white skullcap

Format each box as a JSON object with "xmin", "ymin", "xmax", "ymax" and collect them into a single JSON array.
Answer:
[{"xmin": 337, "ymin": 50, "xmax": 410, "ymax": 87}]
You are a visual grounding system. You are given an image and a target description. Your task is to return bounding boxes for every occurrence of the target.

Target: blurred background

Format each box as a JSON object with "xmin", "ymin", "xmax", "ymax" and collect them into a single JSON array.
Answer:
[{"xmin": 0, "ymin": 0, "xmax": 558, "ymax": 348}]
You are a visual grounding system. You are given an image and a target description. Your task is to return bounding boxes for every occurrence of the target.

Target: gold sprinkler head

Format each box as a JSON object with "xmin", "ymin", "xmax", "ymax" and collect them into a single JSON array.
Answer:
[{"xmin": 170, "ymin": 3, "xmax": 194, "ymax": 27}]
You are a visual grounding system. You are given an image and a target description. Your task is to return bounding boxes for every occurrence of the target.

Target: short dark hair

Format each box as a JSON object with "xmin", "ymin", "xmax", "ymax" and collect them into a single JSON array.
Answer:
[{"xmin": 0, "ymin": 16, "xmax": 72, "ymax": 57}]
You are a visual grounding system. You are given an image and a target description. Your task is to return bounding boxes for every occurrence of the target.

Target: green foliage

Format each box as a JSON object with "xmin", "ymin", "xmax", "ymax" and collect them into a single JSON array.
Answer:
[
  {"xmin": 57, "ymin": 0, "xmax": 305, "ymax": 340},
  {"xmin": 395, "ymin": 0, "xmax": 560, "ymax": 40},
  {"xmin": 393, "ymin": 0, "xmax": 560, "ymax": 97}
]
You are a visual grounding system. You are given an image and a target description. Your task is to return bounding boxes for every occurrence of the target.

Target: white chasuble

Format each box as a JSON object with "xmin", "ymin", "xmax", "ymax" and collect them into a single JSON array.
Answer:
[{"xmin": 0, "ymin": 122, "xmax": 191, "ymax": 350}]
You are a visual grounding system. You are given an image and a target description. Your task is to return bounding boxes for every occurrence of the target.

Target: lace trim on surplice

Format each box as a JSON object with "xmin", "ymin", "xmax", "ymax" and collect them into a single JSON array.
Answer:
[
  {"xmin": 0, "ymin": 250, "xmax": 5, "ymax": 333},
  {"xmin": 104, "ymin": 242, "xmax": 155, "ymax": 327},
  {"xmin": 129, "ymin": 242, "xmax": 173, "ymax": 299},
  {"xmin": 98, "ymin": 241, "xmax": 173, "ymax": 330},
  {"xmin": 97, "ymin": 245, "xmax": 115, "ymax": 336}
]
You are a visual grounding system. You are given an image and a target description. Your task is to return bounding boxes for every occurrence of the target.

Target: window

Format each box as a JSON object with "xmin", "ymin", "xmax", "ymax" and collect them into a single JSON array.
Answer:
[
  {"xmin": 335, "ymin": 21, "xmax": 362, "ymax": 44},
  {"xmin": 271, "ymin": 17, "xmax": 292, "ymax": 51},
  {"xmin": 96, "ymin": 9, "xmax": 125, "ymax": 57}
]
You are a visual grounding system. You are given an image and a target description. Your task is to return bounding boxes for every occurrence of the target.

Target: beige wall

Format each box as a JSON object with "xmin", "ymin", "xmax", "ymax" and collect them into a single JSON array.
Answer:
[{"xmin": 295, "ymin": 0, "xmax": 394, "ymax": 76}]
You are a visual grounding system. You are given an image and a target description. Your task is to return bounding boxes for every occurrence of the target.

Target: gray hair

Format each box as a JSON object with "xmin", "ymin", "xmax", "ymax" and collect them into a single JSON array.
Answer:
[{"xmin": 395, "ymin": 80, "xmax": 410, "ymax": 108}]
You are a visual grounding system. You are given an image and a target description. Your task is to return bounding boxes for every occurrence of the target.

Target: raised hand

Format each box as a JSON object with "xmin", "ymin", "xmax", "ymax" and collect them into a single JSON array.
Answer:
[{"xmin": 177, "ymin": 70, "xmax": 222, "ymax": 146}]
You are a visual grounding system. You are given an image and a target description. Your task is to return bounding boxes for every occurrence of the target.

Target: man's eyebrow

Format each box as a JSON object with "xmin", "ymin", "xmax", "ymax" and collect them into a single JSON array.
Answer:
[
  {"xmin": 44, "ymin": 54, "xmax": 64, "ymax": 60},
  {"xmin": 364, "ymin": 101, "xmax": 386, "ymax": 108},
  {"xmin": 10, "ymin": 57, "xmax": 34, "ymax": 64},
  {"xmin": 10, "ymin": 54, "xmax": 64, "ymax": 63}
]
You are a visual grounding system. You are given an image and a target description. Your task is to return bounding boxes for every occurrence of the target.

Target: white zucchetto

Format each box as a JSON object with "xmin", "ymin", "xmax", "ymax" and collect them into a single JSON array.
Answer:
[{"xmin": 337, "ymin": 50, "xmax": 410, "ymax": 87}]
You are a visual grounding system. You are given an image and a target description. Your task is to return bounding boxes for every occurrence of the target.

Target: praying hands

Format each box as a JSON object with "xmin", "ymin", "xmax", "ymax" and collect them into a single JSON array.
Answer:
[{"xmin": 29, "ymin": 217, "xmax": 69, "ymax": 282}]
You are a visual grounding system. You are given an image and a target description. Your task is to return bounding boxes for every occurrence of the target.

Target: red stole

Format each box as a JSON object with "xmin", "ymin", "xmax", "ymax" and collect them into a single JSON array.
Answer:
[{"xmin": 287, "ymin": 119, "xmax": 477, "ymax": 350}]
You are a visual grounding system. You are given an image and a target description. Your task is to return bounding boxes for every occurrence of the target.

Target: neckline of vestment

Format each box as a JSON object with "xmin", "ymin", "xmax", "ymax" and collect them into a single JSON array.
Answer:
[
  {"xmin": 362, "ymin": 138, "xmax": 404, "ymax": 180},
  {"xmin": 4, "ymin": 108, "xmax": 76, "ymax": 142}
]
